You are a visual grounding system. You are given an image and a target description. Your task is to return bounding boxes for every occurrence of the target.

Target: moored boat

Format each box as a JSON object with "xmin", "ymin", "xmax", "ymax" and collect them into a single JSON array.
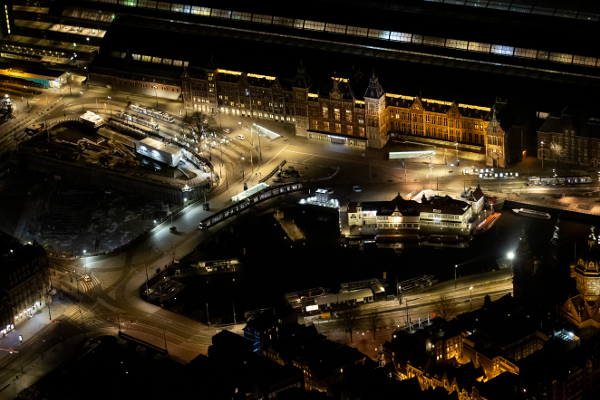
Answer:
[
  {"xmin": 473, "ymin": 212, "xmax": 501, "ymax": 235},
  {"xmin": 512, "ymin": 208, "xmax": 551, "ymax": 219},
  {"xmin": 485, "ymin": 195, "xmax": 505, "ymax": 211}
]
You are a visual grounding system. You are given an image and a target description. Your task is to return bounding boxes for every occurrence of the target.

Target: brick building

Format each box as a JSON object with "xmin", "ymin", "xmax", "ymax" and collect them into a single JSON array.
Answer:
[{"xmin": 0, "ymin": 232, "xmax": 51, "ymax": 332}]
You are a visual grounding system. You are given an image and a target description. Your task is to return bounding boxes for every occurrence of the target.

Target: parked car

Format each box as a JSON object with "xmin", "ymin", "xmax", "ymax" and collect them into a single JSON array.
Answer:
[
  {"xmin": 236, "ymin": 134, "xmax": 245, "ymax": 140},
  {"xmin": 223, "ymin": 128, "xmax": 231, "ymax": 133},
  {"xmin": 352, "ymin": 186, "xmax": 361, "ymax": 192},
  {"xmin": 83, "ymin": 275, "xmax": 91, "ymax": 282}
]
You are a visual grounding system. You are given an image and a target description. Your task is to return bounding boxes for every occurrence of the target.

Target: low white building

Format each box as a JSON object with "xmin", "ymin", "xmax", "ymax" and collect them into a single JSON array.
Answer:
[
  {"xmin": 135, "ymin": 137, "xmax": 182, "ymax": 167},
  {"xmin": 348, "ymin": 191, "xmax": 473, "ymax": 231}
]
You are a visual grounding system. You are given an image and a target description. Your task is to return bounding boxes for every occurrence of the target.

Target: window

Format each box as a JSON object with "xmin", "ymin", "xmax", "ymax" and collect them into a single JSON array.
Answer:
[
  {"xmin": 132, "ymin": 54, "xmax": 141, "ymax": 61},
  {"xmin": 424, "ymin": 36, "xmax": 446, "ymax": 47},
  {"xmin": 347, "ymin": 26, "xmax": 368, "ymax": 37},
  {"xmin": 324, "ymin": 122, "xmax": 329, "ymax": 130},
  {"xmin": 358, "ymin": 116, "xmax": 364, "ymax": 124},
  {"xmin": 141, "ymin": 55, "xmax": 151, "ymax": 62},
  {"xmin": 390, "ymin": 32, "xmax": 411, "ymax": 42},
  {"xmin": 252, "ymin": 14, "xmax": 272, "ymax": 24},
  {"xmin": 346, "ymin": 110, "xmax": 352, "ymax": 122},
  {"xmin": 368, "ymin": 29, "xmax": 390, "ymax": 40},
  {"xmin": 211, "ymin": 9, "xmax": 232, "ymax": 19},
  {"xmin": 293, "ymin": 19, "xmax": 305, "ymax": 29},
  {"xmin": 273, "ymin": 16, "xmax": 294, "ymax": 27},
  {"xmin": 411, "ymin": 34, "xmax": 423, "ymax": 45},
  {"xmin": 347, "ymin": 125, "xmax": 353, "ymax": 135},
  {"xmin": 191, "ymin": 6, "xmax": 210, "ymax": 16},
  {"xmin": 446, "ymin": 39, "xmax": 468, "ymax": 50},
  {"xmin": 322, "ymin": 107, "xmax": 328, "ymax": 118},
  {"xmin": 359, "ymin": 127, "xmax": 365, "ymax": 136},
  {"xmin": 325, "ymin": 23, "xmax": 346, "ymax": 34},
  {"xmin": 514, "ymin": 48, "xmax": 537, "ymax": 59},
  {"xmin": 491, "ymin": 45, "xmax": 514, "ymax": 56},
  {"xmin": 549, "ymin": 52, "xmax": 573, "ymax": 64},
  {"xmin": 468, "ymin": 42, "xmax": 491, "ymax": 53},
  {"xmin": 162, "ymin": 59, "xmax": 172, "ymax": 65},
  {"xmin": 537, "ymin": 50, "xmax": 549, "ymax": 61},
  {"xmin": 304, "ymin": 20, "xmax": 325, "ymax": 31},
  {"xmin": 334, "ymin": 109, "xmax": 340, "ymax": 120},
  {"xmin": 171, "ymin": 3, "xmax": 183, "ymax": 12},
  {"xmin": 232, "ymin": 11, "xmax": 252, "ymax": 21},
  {"xmin": 151, "ymin": 57, "xmax": 162, "ymax": 64},
  {"xmin": 335, "ymin": 123, "xmax": 341, "ymax": 133},
  {"xmin": 157, "ymin": 2, "xmax": 170, "ymax": 11},
  {"xmin": 573, "ymin": 55, "xmax": 597, "ymax": 67},
  {"xmin": 173, "ymin": 60, "xmax": 183, "ymax": 67}
]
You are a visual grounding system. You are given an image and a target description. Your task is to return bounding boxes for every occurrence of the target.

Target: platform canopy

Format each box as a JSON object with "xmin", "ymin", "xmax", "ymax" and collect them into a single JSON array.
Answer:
[{"xmin": 231, "ymin": 182, "xmax": 269, "ymax": 202}]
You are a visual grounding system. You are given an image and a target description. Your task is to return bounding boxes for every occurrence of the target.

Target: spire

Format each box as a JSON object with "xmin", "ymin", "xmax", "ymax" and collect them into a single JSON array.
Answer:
[
  {"xmin": 293, "ymin": 59, "xmax": 311, "ymax": 89},
  {"xmin": 364, "ymin": 68, "xmax": 385, "ymax": 99}
]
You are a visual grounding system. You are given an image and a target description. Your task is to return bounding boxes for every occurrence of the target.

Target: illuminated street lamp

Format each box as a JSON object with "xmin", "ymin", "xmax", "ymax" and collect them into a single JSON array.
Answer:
[
  {"xmin": 153, "ymin": 85, "xmax": 158, "ymax": 110},
  {"xmin": 541, "ymin": 141, "xmax": 544, "ymax": 171},
  {"xmin": 508, "ymin": 251, "xmax": 514, "ymax": 277},
  {"xmin": 107, "ymin": 96, "xmax": 112, "ymax": 116},
  {"xmin": 454, "ymin": 141, "xmax": 459, "ymax": 165},
  {"xmin": 469, "ymin": 286, "xmax": 473, "ymax": 310},
  {"xmin": 455, "ymin": 265, "xmax": 458, "ymax": 289}
]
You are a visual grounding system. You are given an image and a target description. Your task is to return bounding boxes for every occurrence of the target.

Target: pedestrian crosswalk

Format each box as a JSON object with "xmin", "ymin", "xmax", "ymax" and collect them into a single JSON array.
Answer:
[{"xmin": 78, "ymin": 275, "xmax": 101, "ymax": 293}]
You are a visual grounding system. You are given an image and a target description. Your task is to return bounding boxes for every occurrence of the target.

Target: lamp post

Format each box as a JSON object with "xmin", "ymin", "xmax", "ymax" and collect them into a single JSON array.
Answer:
[
  {"xmin": 455, "ymin": 265, "xmax": 457, "ymax": 289},
  {"xmin": 469, "ymin": 286, "xmax": 473, "ymax": 310},
  {"xmin": 80, "ymin": 91, "xmax": 84, "ymax": 113},
  {"xmin": 66, "ymin": 72, "xmax": 72, "ymax": 96},
  {"xmin": 444, "ymin": 148, "xmax": 447, "ymax": 165},
  {"xmin": 508, "ymin": 251, "xmax": 514, "ymax": 277},
  {"xmin": 541, "ymin": 141, "xmax": 544, "ymax": 171},
  {"xmin": 454, "ymin": 141, "xmax": 459, "ymax": 165},
  {"xmin": 107, "ymin": 96, "xmax": 112, "ymax": 117},
  {"xmin": 241, "ymin": 156, "xmax": 245, "ymax": 179},
  {"xmin": 153, "ymin": 85, "xmax": 158, "ymax": 110},
  {"xmin": 83, "ymin": 249, "xmax": 87, "ymax": 277}
]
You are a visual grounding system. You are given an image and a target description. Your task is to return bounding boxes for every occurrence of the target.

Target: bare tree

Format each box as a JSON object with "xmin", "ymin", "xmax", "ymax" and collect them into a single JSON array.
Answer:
[
  {"xmin": 341, "ymin": 308, "xmax": 359, "ymax": 343},
  {"xmin": 183, "ymin": 111, "xmax": 223, "ymax": 159},
  {"xmin": 432, "ymin": 294, "xmax": 459, "ymax": 321},
  {"xmin": 549, "ymin": 142, "xmax": 566, "ymax": 169},
  {"xmin": 368, "ymin": 311, "xmax": 382, "ymax": 340}
]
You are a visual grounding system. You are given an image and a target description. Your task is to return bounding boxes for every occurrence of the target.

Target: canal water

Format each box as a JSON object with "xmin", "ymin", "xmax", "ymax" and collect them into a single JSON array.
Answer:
[{"xmin": 170, "ymin": 204, "xmax": 600, "ymax": 324}]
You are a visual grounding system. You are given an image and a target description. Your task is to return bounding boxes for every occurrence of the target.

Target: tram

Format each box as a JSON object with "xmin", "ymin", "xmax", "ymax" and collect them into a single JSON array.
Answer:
[
  {"xmin": 199, "ymin": 182, "xmax": 304, "ymax": 230},
  {"xmin": 130, "ymin": 103, "xmax": 175, "ymax": 123},
  {"xmin": 115, "ymin": 110, "xmax": 159, "ymax": 130}
]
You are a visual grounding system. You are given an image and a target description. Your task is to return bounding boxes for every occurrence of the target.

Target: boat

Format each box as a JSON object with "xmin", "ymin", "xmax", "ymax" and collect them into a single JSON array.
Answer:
[
  {"xmin": 484, "ymin": 195, "xmax": 505, "ymax": 211},
  {"xmin": 512, "ymin": 208, "xmax": 551, "ymax": 219},
  {"xmin": 473, "ymin": 212, "xmax": 501, "ymax": 235}
]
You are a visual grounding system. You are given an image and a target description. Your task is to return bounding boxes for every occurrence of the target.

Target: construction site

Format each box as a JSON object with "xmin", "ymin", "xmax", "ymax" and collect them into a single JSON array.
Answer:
[{"xmin": 15, "ymin": 111, "xmax": 212, "ymax": 205}]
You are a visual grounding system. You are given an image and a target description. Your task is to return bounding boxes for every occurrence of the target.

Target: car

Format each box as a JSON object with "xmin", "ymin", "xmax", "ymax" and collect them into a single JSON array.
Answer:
[
  {"xmin": 83, "ymin": 275, "xmax": 91, "ymax": 282},
  {"xmin": 352, "ymin": 186, "xmax": 361, "ymax": 192},
  {"xmin": 236, "ymin": 135, "xmax": 245, "ymax": 140},
  {"xmin": 223, "ymin": 128, "xmax": 231, "ymax": 133},
  {"xmin": 325, "ymin": 188, "xmax": 334, "ymax": 195}
]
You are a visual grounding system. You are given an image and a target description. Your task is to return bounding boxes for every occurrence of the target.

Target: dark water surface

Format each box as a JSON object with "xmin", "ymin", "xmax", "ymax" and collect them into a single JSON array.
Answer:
[{"xmin": 171, "ymin": 205, "xmax": 600, "ymax": 324}]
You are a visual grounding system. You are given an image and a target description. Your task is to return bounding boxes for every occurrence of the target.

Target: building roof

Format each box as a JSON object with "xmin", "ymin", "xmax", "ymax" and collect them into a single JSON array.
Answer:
[{"xmin": 139, "ymin": 138, "xmax": 182, "ymax": 156}]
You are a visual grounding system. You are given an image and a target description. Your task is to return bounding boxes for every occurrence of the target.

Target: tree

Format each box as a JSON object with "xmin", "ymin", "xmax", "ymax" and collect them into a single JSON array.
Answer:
[
  {"xmin": 432, "ymin": 294, "xmax": 459, "ymax": 321},
  {"xmin": 183, "ymin": 111, "xmax": 223, "ymax": 159},
  {"xmin": 341, "ymin": 308, "xmax": 358, "ymax": 343},
  {"xmin": 549, "ymin": 142, "xmax": 566, "ymax": 170},
  {"xmin": 368, "ymin": 311, "xmax": 382, "ymax": 340}
]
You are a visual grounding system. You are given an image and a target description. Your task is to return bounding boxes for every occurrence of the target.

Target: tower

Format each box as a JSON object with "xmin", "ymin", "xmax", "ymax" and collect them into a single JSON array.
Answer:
[
  {"xmin": 292, "ymin": 60, "xmax": 312, "ymax": 138},
  {"xmin": 363, "ymin": 69, "xmax": 387, "ymax": 148},
  {"xmin": 572, "ymin": 227, "xmax": 600, "ymax": 302}
]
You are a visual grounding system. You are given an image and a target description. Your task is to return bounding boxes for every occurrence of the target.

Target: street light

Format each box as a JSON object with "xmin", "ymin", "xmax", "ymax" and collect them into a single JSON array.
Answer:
[
  {"xmin": 153, "ymin": 85, "xmax": 158, "ymax": 110},
  {"xmin": 107, "ymin": 96, "xmax": 112, "ymax": 117},
  {"xmin": 241, "ymin": 156, "xmax": 245, "ymax": 179},
  {"xmin": 80, "ymin": 91, "xmax": 84, "ymax": 112},
  {"xmin": 469, "ymin": 286, "xmax": 473, "ymax": 310},
  {"xmin": 541, "ymin": 141, "xmax": 544, "ymax": 171},
  {"xmin": 455, "ymin": 265, "xmax": 457, "ymax": 289},
  {"xmin": 66, "ymin": 72, "xmax": 72, "ymax": 96},
  {"xmin": 83, "ymin": 249, "xmax": 87, "ymax": 276},
  {"xmin": 454, "ymin": 142, "xmax": 459, "ymax": 165},
  {"xmin": 508, "ymin": 251, "xmax": 514, "ymax": 277}
]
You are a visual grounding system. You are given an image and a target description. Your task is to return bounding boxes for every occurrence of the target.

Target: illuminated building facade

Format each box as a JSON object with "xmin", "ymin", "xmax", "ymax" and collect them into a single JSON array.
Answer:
[{"xmin": 0, "ymin": 233, "xmax": 51, "ymax": 332}]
